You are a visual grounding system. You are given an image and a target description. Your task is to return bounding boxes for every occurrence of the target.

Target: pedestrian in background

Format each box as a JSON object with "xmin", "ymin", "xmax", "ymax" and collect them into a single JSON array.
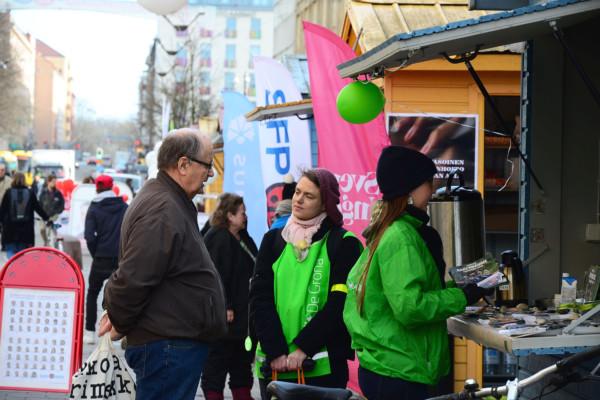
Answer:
[
  {"xmin": 0, "ymin": 172, "xmax": 50, "ymax": 258},
  {"xmin": 270, "ymin": 174, "xmax": 296, "ymax": 230},
  {"xmin": 100, "ymin": 129, "xmax": 227, "ymax": 400},
  {"xmin": 0, "ymin": 163, "xmax": 13, "ymax": 202},
  {"xmin": 201, "ymin": 193, "xmax": 257, "ymax": 400},
  {"xmin": 250, "ymin": 169, "xmax": 363, "ymax": 400},
  {"xmin": 31, "ymin": 173, "xmax": 43, "ymax": 198},
  {"xmin": 0, "ymin": 163, "xmax": 12, "ymax": 249},
  {"xmin": 83, "ymin": 174, "xmax": 127, "ymax": 345},
  {"xmin": 39, "ymin": 175, "xmax": 65, "ymax": 247},
  {"xmin": 343, "ymin": 146, "xmax": 490, "ymax": 400}
]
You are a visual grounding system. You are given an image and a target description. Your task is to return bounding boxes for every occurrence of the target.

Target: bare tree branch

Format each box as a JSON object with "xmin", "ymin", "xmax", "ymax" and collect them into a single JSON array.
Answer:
[{"xmin": 0, "ymin": 12, "xmax": 32, "ymax": 146}]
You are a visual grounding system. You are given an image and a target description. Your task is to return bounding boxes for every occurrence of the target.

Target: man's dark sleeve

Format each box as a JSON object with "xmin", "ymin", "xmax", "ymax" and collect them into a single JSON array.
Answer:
[
  {"xmin": 0, "ymin": 190, "xmax": 9, "ymax": 222},
  {"xmin": 56, "ymin": 191, "xmax": 65, "ymax": 214},
  {"xmin": 293, "ymin": 234, "xmax": 363, "ymax": 357},
  {"xmin": 84, "ymin": 205, "xmax": 97, "ymax": 257},
  {"xmin": 32, "ymin": 191, "xmax": 49, "ymax": 221},
  {"xmin": 249, "ymin": 229, "xmax": 288, "ymax": 360},
  {"xmin": 104, "ymin": 214, "xmax": 179, "ymax": 334}
]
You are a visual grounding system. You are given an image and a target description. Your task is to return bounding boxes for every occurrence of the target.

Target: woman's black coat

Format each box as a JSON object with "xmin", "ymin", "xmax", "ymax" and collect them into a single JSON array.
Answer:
[{"xmin": 204, "ymin": 226, "xmax": 258, "ymax": 339}]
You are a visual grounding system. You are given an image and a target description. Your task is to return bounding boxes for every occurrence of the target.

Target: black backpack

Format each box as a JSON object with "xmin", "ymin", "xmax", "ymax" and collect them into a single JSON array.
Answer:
[{"xmin": 9, "ymin": 188, "xmax": 32, "ymax": 223}]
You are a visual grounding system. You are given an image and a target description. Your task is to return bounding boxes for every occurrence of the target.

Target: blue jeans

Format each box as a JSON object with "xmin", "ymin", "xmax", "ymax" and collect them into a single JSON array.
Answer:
[
  {"xmin": 6, "ymin": 243, "xmax": 29, "ymax": 258},
  {"xmin": 358, "ymin": 366, "xmax": 428, "ymax": 400},
  {"xmin": 125, "ymin": 339, "xmax": 211, "ymax": 400}
]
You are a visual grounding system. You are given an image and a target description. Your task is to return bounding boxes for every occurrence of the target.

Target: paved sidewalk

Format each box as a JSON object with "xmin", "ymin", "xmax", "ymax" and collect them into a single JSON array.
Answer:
[{"xmin": 0, "ymin": 238, "xmax": 261, "ymax": 400}]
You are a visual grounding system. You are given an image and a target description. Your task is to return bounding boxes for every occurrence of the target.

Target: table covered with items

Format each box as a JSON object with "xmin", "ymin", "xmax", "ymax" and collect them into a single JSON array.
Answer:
[{"xmin": 448, "ymin": 303, "xmax": 600, "ymax": 356}]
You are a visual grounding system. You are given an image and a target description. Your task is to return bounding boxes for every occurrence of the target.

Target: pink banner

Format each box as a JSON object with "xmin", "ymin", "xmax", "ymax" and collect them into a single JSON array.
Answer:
[{"xmin": 303, "ymin": 21, "xmax": 389, "ymax": 238}]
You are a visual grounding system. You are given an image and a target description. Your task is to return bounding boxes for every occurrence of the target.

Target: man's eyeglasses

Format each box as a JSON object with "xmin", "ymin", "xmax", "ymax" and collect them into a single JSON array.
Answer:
[{"xmin": 186, "ymin": 155, "xmax": 213, "ymax": 170}]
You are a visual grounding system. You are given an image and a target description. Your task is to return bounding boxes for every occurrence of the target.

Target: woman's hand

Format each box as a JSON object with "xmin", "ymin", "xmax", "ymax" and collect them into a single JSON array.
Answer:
[
  {"xmin": 286, "ymin": 349, "xmax": 307, "ymax": 370},
  {"xmin": 270, "ymin": 355, "xmax": 288, "ymax": 372},
  {"xmin": 227, "ymin": 309, "xmax": 234, "ymax": 323}
]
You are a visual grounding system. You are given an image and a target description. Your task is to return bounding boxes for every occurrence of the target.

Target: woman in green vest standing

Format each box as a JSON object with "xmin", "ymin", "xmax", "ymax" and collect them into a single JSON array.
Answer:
[
  {"xmin": 343, "ymin": 146, "xmax": 491, "ymax": 400},
  {"xmin": 250, "ymin": 169, "xmax": 363, "ymax": 400}
]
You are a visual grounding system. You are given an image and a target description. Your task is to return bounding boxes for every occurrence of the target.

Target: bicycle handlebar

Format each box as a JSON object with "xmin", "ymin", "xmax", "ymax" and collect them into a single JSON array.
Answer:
[
  {"xmin": 427, "ymin": 345, "xmax": 600, "ymax": 400},
  {"xmin": 557, "ymin": 345, "xmax": 600, "ymax": 371}
]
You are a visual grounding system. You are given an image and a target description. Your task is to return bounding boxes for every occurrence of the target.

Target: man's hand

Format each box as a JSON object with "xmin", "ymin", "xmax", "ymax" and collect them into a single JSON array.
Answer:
[
  {"xmin": 226, "ymin": 309, "xmax": 234, "ymax": 323},
  {"xmin": 98, "ymin": 311, "xmax": 124, "ymax": 341},
  {"xmin": 270, "ymin": 355, "xmax": 288, "ymax": 372},
  {"xmin": 286, "ymin": 348, "xmax": 307, "ymax": 371}
]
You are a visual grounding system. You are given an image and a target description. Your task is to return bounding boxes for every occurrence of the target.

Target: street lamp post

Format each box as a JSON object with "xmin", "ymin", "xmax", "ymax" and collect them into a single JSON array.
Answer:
[{"xmin": 145, "ymin": 39, "xmax": 158, "ymax": 148}]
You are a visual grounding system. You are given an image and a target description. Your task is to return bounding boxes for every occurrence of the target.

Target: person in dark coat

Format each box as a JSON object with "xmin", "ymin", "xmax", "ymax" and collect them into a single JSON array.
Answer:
[
  {"xmin": 83, "ymin": 174, "xmax": 128, "ymax": 345},
  {"xmin": 249, "ymin": 169, "xmax": 363, "ymax": 400},
  {"xmin": 38, "ymin": 175, "xmax": 65, "ymax": 247},
  {"xmin": 0, "ymin": 172, "xmax": 50, "ymax": 258},
  {"xmin": 101, "ymin": 129, "xmax": 227, "ymax": 400},
  {"xmin": 201, "ymin": 193, "xmax": 258, "ymax": 400}
]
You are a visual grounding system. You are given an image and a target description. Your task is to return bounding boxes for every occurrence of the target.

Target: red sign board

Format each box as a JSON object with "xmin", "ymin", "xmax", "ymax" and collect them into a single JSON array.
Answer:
[{"xmin": 0, "ymin": 248, "xmax": 84, "ymax": 393}]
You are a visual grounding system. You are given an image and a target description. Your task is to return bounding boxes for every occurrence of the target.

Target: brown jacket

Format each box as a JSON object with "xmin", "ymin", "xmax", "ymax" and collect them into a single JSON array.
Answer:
[{"xmin": 104, "ymin": 171, "xmax": 227, "ymax": 345}]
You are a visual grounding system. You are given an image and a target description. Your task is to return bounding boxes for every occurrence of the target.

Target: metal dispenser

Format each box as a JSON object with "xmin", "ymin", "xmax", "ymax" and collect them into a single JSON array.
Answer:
[{"xmin": 429, "ymin": 171, "xmax": 486, "ymax": 279}]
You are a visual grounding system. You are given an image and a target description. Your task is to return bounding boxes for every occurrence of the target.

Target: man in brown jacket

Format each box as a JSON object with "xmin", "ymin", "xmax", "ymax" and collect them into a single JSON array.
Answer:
[{"xmin": 100, "ymin": 129, "xmax": 227, "ymax": 400}]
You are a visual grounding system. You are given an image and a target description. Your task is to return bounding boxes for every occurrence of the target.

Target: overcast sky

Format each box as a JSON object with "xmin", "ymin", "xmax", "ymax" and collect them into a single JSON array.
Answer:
[{"xmin": 12, "ymin": 9, "xmax": 157, "ymax": 120}]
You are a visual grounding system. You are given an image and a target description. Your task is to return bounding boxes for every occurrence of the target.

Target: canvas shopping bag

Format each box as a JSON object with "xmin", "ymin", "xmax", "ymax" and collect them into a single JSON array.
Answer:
[{"xmin": 70, "ymin": 334, "xmax": 136, "ymax": 399}]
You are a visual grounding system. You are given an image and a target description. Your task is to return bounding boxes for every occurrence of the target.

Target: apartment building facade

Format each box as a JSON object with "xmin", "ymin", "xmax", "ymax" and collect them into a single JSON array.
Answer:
[
  {"xmin": 155, "ymin": 0, "xmax": 274, "ymax": 104},
  {"xmin": 33, "ymin": 39, "xmax": 74, "ymax": 148}
]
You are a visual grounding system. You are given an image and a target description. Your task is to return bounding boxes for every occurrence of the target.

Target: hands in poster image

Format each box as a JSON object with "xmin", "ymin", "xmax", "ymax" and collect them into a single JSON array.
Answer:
[
  {"xmin": 387, "ymin": 114, "xmax": 478, "ymax": 190},
  {"xmin": 388, "ymin": 116, "xmax": 467, "ymax": 159}
]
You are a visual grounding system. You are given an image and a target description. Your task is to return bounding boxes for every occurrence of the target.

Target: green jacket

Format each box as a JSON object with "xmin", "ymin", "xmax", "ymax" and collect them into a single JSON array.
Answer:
[{"xmin": 343, "ymin": 213, "xmax": 466, "ymax": 385}]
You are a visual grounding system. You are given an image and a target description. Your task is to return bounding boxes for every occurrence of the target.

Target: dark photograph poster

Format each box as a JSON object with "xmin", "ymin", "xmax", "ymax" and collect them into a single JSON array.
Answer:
[{"xmin": 386, "ymin": 113, "xmax": 480, "ymax": 191}]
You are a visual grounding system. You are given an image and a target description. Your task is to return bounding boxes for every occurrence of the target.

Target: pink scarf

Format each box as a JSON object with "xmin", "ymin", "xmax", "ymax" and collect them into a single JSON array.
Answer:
[{"xmin": 281, "ymin": 212, "xmax": 327, "ymax": 261}]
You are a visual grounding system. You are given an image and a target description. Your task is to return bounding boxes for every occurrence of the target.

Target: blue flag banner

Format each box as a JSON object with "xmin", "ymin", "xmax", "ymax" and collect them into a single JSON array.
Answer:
[{"xmin": 222, "ymin": 91, "xmax": 266, "ymax": 246}]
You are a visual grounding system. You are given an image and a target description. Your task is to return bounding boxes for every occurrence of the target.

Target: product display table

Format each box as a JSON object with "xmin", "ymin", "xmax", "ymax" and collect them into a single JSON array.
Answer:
[{"xmin": 448, "ymin": 314, "xmax": 600, "ymax": 356}]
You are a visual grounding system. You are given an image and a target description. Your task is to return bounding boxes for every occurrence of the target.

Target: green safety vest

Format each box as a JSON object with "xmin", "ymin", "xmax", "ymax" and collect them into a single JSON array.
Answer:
[{"xmin": 255, "ymin": 233, "xmax": 334, "ymax": 379}]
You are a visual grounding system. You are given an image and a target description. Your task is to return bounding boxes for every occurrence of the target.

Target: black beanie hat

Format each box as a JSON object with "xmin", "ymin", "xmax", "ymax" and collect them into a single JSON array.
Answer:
[{"xmin": 376, "ymin": 146, "xmax": 437, "ymax": 201}]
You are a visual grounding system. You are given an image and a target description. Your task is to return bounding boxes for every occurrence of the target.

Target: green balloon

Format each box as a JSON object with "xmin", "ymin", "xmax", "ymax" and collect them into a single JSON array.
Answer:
[{"xmin": 336, "ymin": 81, "xmax": 385, "ymax": 124}]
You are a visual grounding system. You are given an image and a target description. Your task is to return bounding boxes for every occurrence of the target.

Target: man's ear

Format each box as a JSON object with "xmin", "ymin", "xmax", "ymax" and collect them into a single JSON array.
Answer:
[{"xmin": 177, "ymin": 157, "xmax": 189, "ymax": 173}]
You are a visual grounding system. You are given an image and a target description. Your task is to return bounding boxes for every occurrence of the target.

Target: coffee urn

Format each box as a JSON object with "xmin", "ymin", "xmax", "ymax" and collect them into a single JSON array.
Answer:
[{"xmin": 428, "ymin": 171, "xmax": 486, "ymax": 279}]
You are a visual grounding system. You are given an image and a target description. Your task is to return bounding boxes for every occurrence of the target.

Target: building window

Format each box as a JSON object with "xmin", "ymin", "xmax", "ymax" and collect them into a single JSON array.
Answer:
[
  {"xmin": 249, "ymin": 45, "xmax": 260, "ymax": 68},
  {"xmin": 199, "ymin": 43, "xmax": 212, "ymax": 67},
  {"xmin": 225, "ymin": 44, "xmax": 236, "ymax": 68},
  {"xmin": 250, "ymin": 17, "xmax": 261, "ymax": 39},
  {"xmin": 225, "ymin": 17, "xmax": 237, "ymax": 38},
  {"xmin": 224, "ymin": 72, "xmax": 236, "ymax": 91},
  {"xmin": 175, "ymin": 47, "xmax": 188, "ymax": 67},
  {"xmin": 199, "ymin": 27, "xmax": 212, "ymax": 38},
  {"xmin": 174, "ymin": 70, "xmax": 185, "ymax": 83},
  {"xmin": 199, "ymin": 72, "xmax": 211, "ymax": 95},
  {"xmin": 246, "ymin": 73, "xmax": 256, "ymax": 97}
]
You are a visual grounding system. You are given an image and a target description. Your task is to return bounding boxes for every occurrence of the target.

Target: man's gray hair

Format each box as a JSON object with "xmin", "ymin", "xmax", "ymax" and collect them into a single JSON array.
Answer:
[{"xmin": 158, "ymin": 129, "xmax": 203, "ymax": 170}]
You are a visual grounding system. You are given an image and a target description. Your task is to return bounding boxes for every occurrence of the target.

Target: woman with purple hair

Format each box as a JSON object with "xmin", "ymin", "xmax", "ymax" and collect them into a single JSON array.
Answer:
[{"xmin": 250, "ymin": 169, "xmax": 363, "ymax": 400}]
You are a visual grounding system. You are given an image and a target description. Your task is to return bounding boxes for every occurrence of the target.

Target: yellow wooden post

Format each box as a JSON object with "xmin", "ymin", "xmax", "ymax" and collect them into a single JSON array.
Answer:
[{"xmin": 203, "ymin": 151, "xmax": 224, "ymax": 213}]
